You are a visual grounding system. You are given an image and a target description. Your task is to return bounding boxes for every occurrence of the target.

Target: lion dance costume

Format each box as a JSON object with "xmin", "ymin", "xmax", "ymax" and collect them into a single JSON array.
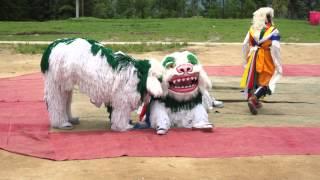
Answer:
[
  {"xmin": 41, "ymin": 38, "xmax": 163, "ymax": 130},
  {"xmin": 240, "ymin": 7, "xmax": 282, "ymax": 115},
  {"xmin": 149, "ymin": 51, "xmax": 214, "ymax": 135}
]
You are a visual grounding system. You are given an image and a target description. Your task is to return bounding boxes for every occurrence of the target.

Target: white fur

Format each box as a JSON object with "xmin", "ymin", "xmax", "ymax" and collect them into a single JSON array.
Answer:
[
  {"xmin": 252, "ymin": 7, "xmax": 274, "ymax": 29},
  {"xmin": 43, "ymin": 38, "xmax": 162, "ymax": 131},
  {"xmin": 147, "ymin": 59, "xmax": 164, "ymax": 96},
  {"xmin": 149, "ymin": 51, "xmax": 213, "ymax": 134},
  {"xmin": 252, "ymin": 7, "xmax": 274, "ymax": 40}
]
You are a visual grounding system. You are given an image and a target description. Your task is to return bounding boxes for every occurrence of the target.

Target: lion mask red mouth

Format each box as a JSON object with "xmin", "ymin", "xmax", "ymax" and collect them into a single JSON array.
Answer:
[{"xmin": 168, "ymin": 72, "xmax": 199, "ymax": 93}]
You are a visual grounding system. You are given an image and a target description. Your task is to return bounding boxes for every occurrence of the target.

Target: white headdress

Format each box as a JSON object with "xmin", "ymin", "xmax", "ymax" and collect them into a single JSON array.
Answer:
[{"xmin": 252, "ymin": 7, "xmax": 274, "ymax": 31}]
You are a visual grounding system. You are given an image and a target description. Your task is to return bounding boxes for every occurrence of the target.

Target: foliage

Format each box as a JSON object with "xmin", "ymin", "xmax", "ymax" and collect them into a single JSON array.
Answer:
[{"xmin": 0, "ymin": 0, "xmax": 319, "ymax": 20}]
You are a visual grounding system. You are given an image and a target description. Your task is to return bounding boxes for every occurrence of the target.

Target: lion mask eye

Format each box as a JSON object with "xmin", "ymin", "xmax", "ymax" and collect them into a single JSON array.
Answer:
[
  {"xmin": 167, "ymin": 63, "xmax": 175, "ymax": 69},
  {"xmin": 162, "ymin": 56, "xmax": 176, "ymax": 69},
  {"xmin": 187, "ymin": 54, "xmax": 199, "ymax": 65}
]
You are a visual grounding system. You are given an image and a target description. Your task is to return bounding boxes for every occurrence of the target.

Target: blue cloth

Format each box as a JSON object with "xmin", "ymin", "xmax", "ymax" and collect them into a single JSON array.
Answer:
[{"xmin": 270, "ymin": 35, "xmax": 280, "ymax": 41}]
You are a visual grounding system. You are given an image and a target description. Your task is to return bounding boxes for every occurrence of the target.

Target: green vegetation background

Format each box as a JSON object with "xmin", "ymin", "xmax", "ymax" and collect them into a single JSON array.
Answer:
[
  {"xmin": 1, "ymin": 18, "xmax": 319, "ymax": 42},
  {"xmin": 0, "ymin": 18, "xmax": 319, "ymax": 54}
]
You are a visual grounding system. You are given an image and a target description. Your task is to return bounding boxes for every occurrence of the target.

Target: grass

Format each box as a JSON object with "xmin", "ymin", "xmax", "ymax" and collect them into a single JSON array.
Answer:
[
  {"xmin": 5, "ymin": 42, "xmax": 188, "ymax": 54},
  {"xmin": 0, "ymin": 17, "xmax": 319, "ymax": 42},
  {"xmin": 14, "ymin": 44, "xmax": 48, "ymax": 54}
]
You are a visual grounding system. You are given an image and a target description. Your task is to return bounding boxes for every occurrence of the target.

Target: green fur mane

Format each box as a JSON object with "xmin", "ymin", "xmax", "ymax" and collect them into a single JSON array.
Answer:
[
  {"xmin": 40, "ymin": 38, "xmax": 76, "ymax": 73},
  {"xmin": 155, "ymin": 93, "xmax": 202, "ymax": 112}
]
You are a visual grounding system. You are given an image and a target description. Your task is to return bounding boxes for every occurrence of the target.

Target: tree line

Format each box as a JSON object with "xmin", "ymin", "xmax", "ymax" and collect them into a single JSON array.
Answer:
[{"xmin": 0, "ymin": 0, "xmax": 319, "ymax": 21}]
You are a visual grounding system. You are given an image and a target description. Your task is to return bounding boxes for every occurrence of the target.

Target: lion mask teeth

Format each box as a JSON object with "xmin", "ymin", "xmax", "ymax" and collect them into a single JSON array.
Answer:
[{"xmin": 168, "ymin": 73, "xmax": 199, "ymax": 93}]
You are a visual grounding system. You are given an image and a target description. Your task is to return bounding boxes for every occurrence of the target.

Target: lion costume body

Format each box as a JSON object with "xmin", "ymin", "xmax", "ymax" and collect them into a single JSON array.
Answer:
[
  {"xmin": 149, "ymin": 51, "xmax": 213, "ymax": 135},
  {"xmin": 41, "ymin": 38, "xmax": 162, "ymax": 131}
]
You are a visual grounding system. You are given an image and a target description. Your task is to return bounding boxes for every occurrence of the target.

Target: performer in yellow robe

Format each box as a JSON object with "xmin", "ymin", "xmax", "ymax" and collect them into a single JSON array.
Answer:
[{"xmin": 240, "ymin": 7, "xmax": 282, "ymax": 115}]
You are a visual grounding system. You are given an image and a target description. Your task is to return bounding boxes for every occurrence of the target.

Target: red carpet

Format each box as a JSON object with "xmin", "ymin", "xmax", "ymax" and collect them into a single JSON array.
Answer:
[
  {"xmin": 1, "ymin": 67, "xmax": 320, "ymax": 160},
  {"xmin": 204, "ymin": 64, "xmax": 320, "ymax": 76}
]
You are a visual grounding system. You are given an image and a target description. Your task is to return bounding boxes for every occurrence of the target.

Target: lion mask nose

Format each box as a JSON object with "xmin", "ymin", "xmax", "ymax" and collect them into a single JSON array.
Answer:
[{"xmin": 176, "ymin": 64, "xmax": 193, "ymax": 73}]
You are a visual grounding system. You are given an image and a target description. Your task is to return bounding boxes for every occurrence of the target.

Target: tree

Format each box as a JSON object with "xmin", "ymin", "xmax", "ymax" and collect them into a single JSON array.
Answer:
[
  {"xmin": 254, "ymin": 0, "xmax": 272, "ymax": 8},
  {"xmin": 151, "ymin": 0, "xmax": 186, "ymax": 18},
  {"xmin": 28, "ymin": 0, "xmax": 52, "ymax": 20},
  {"xmin": 114, "ymin": 0, "xmax": 136, "ymax": 18},
  {"xmin": 201, "ymin": 0, "xmax": 224, "ymax": 18},
  {"xmin": 92, "ymin": 0, "xmax": 114, "ymax": 18},
  {"xmin": 134, "ymin": 0, "xmax": 152, "ymax": 18},
  {"xmin": 241, "ymin": 0, "xmax": 257, "ymax": 18},
  {"xmin": 0, "ymin": 0, "xmax": 26, "ymax": 20},
  {"xmin": 190, "ymin": 0, "xmax": 199, "ymax": 16},
  {"xmin": 224, "ymin": 0, "xmax": 241, "ymax": 18},
  {"xmin": 272, "ymin": 0, "xmax": 288, "ymax": 18},
  {"xmin": 288, "ymin": 0, "xmax": 308, "ymax": 19},
  {"xmin": 1, "ymin": 0, "xmax": 319, "ymax": 20}
]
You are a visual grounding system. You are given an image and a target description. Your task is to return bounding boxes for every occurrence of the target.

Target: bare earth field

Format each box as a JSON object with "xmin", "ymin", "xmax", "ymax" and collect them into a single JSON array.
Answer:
[{"xmin": 1, "ymin": 44, "xmax": 320, "ymax": 180}]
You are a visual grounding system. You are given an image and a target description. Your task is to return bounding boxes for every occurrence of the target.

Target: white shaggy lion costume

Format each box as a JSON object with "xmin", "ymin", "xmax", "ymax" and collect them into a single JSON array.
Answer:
[
  {"xmin": 41, "ymin": 38, "xmax": 163, "ymax": 131},
  {"xmin": 149, "ymin": 51, "xmax": 214, "ymax": 135}
]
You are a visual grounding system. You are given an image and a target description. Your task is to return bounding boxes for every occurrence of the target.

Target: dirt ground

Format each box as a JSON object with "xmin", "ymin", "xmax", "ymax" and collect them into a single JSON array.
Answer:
[
  {"xmin": 1, "ymin": 44, "xmax": 320, "ymax": 78},
  {"xmin": 1, "ymin": 44, "xmax": 320, "ymax": 180}
]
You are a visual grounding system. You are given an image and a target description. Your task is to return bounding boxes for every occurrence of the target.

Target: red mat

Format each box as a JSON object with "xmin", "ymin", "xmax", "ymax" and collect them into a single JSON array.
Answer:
[
  {"xmin": 1, "ymin": 68, "xmax": 320, "ymax": 160},
  {"xmin": 204, "ymin": 64, "xmax": 320, "ymax": 76}
]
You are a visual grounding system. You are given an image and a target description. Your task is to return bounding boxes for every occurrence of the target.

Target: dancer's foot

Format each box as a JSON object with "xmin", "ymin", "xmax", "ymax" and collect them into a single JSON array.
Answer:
[
  {"xmin": 156, "ymin": 127, "xmax": 168, "ymax": 135},
  {"xmin": 192, "ymin": 123, "xmax": 214, "ymax": 132},
  {"xmin": 248, "ymin": 96, "xmax": 258, "ymax": 115},
  {"xmin": 213, "ymin": 100, "xmax": 224, "ymax": 108},
  {"xmin": 57, "ymin": 122, "xmax": 74, "ymax": 130},
  {"xmin": 69, "ymin": 117, "xmax": 80, "ymax": 125}
]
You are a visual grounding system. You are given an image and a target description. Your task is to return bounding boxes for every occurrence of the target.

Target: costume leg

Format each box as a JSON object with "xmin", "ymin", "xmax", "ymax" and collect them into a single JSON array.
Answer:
[
  {"xmin": 46, "ymin": 85, "xmax": 73, "ymax": 129},
  {"xmin": 254, "ymin": 86, "xmax": 271, "ymax": 99},
  {"xmin": 248, "ymin": 95, "xmax": 258, "ymax": 115},
  {"xmin": 66, "ymin": 90, "xmax": 79, "ymax": 125},
  {"xmin": 212, "ymin": 99, "xmax": 224, "ymax": 108},
  {"xmin": 248, "ymin": 68, "xmax": 273, "ymax": 115},
  {"xmin": 110, "ymin": 106, "xmax": 133, "ymax": 131},
  {"xmin": 149, "ymin": 101, "xmax": 171, "ymax": 135},
  {"xmin": 248, "ymin": 85, "xmax": 271, "ymax": 114},
  {"xmin": 192, "ymin": 105, "xmax": 213, "ymax": 131},
  {"xmin": 202, "ymin": 90, "xmax": 224, "ymax": 109}
]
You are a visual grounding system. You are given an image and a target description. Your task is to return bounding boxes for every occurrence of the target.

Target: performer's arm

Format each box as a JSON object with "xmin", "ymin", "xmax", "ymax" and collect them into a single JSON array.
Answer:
[{"xmin": 270, "ymin": 30, "xmax": 282, "ymax": 74}]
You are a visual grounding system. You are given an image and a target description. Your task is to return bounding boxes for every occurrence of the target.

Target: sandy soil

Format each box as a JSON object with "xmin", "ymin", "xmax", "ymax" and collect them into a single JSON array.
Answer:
[
  {"xmin": 1, "ymin": 150, "xmax": 319, "ymax": 180},
  {"xmin": 1, "ymin": 44, "xmax": 320, "ymax": 78},
  {"xmin": 1, "ymin": 44, "xmax": 320, "ymax": 180}
]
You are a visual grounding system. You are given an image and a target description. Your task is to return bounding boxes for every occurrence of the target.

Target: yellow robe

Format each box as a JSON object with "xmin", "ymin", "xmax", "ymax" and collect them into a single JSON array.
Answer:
[{"xmin": 240, "ymin": 26, "xmax": 276, "ymax": 89}]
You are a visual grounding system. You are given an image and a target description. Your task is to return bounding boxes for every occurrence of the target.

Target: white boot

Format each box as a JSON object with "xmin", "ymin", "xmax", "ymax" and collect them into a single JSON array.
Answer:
[
  {"xmin": 156, "ymin": 127, "xmax": 168, "ymax": 135},
  {"xmin": 213, "ymin": 100, "xmax": 224, "ymax": 108}
]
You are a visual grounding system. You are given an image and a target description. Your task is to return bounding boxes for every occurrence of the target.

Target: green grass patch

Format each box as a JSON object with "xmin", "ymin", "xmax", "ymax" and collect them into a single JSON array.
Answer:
[
  {"xmin": 14, "ymin": 44, "xmax": 48, "ymax": 54},
  {"xmin": 109, "ymin": 43, "xmax": 187, "ymax": 53},
  {"xmin": 2, "ymin": 43, "xmax": 187, "ymax": 54},
  {"xmin": 0, "ymin": 17, "xmax": 319, "ymax": 42}
]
